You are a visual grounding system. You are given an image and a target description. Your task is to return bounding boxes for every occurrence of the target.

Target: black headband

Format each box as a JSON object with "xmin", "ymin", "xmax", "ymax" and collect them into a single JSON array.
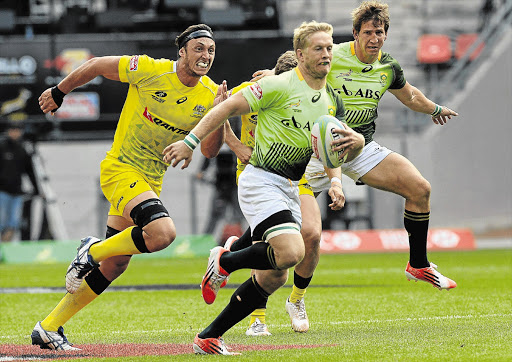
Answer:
[{"xmin": 178, "ymin": 30, "xmax": 214, "ymax": 49}]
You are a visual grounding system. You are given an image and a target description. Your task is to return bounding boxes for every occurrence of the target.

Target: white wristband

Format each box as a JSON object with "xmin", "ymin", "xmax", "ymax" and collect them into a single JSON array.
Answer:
[
  {"xmin": 183, "ymin": 132, "xmax": 200, "ymax": 151},
  {"xmin": 330, "ymin": 177, "xmax": 342, "ymax": 185}
]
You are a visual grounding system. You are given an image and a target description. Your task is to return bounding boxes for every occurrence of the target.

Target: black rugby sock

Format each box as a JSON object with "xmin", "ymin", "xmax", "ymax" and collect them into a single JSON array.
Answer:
[
  {"xmin": 293, "ymin": 270, "xmax": 313, "ymax": 289},
  {"xmin": 404, "ymin": 209, "xmax": 430, "ymax": 268},
  {"xmin": 229, "ymin": 227, "xmax": 253, "ymax": 251},
  {"xmin": 220, "ymin": 242, "xmax": 277, "ymax": 273},
  {"xmin": 84, "ymin": 268, "xmax": 111, "ymax": 295},
  {"xmin": 199, "ymin": 276, "xmax": 269, "ymax": 339}
]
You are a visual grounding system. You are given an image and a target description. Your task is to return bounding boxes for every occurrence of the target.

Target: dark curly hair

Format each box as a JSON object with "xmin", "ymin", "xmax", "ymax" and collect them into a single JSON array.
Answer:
[
  {"xmin": 351, "ymin": 1, "xmax": 390, "ymax": 34},
  {"xmin": 175, "ymin": 24, "xmax": 214, "ymax": 56}
]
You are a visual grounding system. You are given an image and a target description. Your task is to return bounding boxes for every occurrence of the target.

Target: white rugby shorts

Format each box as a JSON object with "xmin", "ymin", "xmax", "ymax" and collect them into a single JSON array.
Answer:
[
  {"xmin": 305, "ymin": 140, "xmax": 393, "ymax": 189},
  {"xmin": 238, "ymin": 164, "xmax": 302, "ymax": 232}
]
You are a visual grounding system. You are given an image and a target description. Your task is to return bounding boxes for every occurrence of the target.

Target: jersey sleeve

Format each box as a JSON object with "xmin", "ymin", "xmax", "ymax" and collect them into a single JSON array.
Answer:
[
  {"xmin": 240, "ymin": 76, "xmax": 286, "ymax": 113},
  {"xmin": 229, "ymin": 81, "xmax": 253, "ymax": 96},
  {"xmin": 118, "ymin": 55, "xmax": 171, "ymax": 85},
  {"xmin": 381, "ymin": 52, "xmax": 407, "ymax": 90}
]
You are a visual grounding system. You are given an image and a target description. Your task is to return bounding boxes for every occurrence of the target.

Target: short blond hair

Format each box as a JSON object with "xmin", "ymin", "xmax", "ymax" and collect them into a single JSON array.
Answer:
[
  {"xmin": 293, "ymin": 21, "xmax": 333, "ymax": 51},
  {"xmin": 351, "ymin": 1, "xmax": 390, "ymax": 33},
  {"xmin": 274, "ymin": 50, "xmax": 298, "ymax": 75}
]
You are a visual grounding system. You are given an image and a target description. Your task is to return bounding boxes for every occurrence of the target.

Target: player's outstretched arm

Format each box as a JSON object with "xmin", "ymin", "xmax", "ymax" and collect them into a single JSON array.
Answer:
[
  {"xmin": 38, "ymin": 56, "xmax": 121, "ymax": 115},
  {"xmin": 163, "ymin": 92, "xmax": 251, "ymax": 169},
  {"xmin": 389, "ymin": 82, "xmax": 458, "ymax": 125}
]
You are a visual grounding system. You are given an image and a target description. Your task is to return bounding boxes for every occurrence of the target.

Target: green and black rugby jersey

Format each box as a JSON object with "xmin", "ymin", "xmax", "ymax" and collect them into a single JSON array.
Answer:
[
  {"xmin": 327, "ymin": 41, "xmax": 406, "ymax": 144},
  {"xmin": 242, "ymin": 67, "xmax": 344, "ymax": 181}
]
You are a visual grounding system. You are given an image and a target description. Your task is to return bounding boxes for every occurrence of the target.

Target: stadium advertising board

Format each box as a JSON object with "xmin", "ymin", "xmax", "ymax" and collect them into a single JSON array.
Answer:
[{"xmin": 320, "ymin": 228, "xmax": 476, "ymax": 253}]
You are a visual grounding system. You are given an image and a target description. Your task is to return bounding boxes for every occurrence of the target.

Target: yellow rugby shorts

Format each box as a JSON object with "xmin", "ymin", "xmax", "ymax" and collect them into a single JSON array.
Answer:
[
  {"xmin": 298, "ymin": 174, "xmax": 314, "ymax": 197},
  {"xmin": 100, "ymin": 156, "xmax": 162, "ymax": 217}
]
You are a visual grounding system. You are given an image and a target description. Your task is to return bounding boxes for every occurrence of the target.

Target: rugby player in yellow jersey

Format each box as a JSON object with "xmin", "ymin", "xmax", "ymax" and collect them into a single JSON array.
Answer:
[
  {"xmin": 165, "ymin": 21, "xmax": 364, "ymax": 355},
  {"xmin": 222, "ymin": 50, "xmax": 362, "ymax": 336},
  {"xmin": 250, "ymin": 1, "xmax": 459, "ymax": 333},
  {"xmin": 32, "ymin": 24, "xmax": 227, "ymax": 350}
]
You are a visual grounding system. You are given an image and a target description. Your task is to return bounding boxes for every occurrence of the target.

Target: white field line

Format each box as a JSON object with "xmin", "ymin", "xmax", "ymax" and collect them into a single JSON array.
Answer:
[{"xmin": 2, "ymin": 313, "xmax": 510, "ymax": 341}]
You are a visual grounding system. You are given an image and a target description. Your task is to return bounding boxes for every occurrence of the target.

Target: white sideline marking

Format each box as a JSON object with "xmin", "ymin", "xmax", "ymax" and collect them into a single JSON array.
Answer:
[{"xmin": 2, "ymin": 313, "xmax": 510, "ymax": 340}]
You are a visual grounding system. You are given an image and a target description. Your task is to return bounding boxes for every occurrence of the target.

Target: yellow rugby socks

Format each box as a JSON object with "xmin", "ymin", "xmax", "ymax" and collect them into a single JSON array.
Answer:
[
  {"xmin": 289, "ymin": 270, "xmax": 312, "ymax": 303},
  {"xmin": 41, "ymin": 268, "xmax": 111, "ymax": 331},
  {"xmin": 249, "ymin": 308, "xmax": 267, "ymax": 325},
  {"xmin": 89, "ymin": 226, "xmax": 143, "ymax": 262},
  {"xmin": 289, "ymin": 285, "xmax": 307, "ymax": 304}
]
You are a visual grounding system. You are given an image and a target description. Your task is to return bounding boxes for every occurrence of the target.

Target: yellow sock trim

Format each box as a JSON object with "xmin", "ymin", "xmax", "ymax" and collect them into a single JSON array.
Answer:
[
  {"xmin": 249, "ymin": 308, "xmax": 267, "ymax": 325},
  {"xmin": 41, "ymin": 280, "xmax": 99, "ymax": 331},
  {"xmin": 89, "ymin": 226, "xmax": 141, "ymax": 262},
  {"xmin": 289, "ymin": 285, "xmax": 307, "ymax": 304}
]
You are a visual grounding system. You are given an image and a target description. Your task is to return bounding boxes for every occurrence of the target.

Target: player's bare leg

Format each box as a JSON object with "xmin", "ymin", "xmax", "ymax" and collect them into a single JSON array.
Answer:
[{"xmin": 361, "ymin": 152, "xmax": 456, "ymax": 290}]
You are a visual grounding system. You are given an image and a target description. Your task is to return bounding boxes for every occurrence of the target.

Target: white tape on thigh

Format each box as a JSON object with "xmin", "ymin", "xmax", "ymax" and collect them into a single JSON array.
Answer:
[{"xmin": 263, "ymin": 222, "xmax": 301, "ymax": 242}]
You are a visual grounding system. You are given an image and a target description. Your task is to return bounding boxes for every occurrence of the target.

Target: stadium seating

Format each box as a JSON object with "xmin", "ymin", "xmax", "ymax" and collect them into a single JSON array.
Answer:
[
  {"xmin": 417, "ymin": 34, "xmax": 452, "ymax": 64},
  {"xmin": 455, "ymin": 33, "xmax": 485, "ymax": 60}
]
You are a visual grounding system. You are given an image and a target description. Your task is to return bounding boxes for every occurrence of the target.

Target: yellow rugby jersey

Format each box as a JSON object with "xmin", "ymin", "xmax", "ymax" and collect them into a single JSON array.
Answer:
[
  {"xmin": 229, "ymin": 81, "xmax": 257, "ymax": 175},
  {"xmin": 108, "ymin": 55, "xmax": 218, "ymax": 181}
]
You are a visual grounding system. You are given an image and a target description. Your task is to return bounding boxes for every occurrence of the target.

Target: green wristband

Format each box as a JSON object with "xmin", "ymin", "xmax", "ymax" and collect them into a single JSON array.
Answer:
[
  {"xmin": 431, "ymin": 104, "xmax": 442, "ymax": 117},
  {"xmin": 183, "ymin": 132, "xmax": 200, "ymax": 151}
]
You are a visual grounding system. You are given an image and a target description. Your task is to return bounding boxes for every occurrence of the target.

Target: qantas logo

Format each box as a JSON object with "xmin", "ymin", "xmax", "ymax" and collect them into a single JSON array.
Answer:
[{"xmin": 143, "ymin": 107, "xmax": 190, "ymax": 135}]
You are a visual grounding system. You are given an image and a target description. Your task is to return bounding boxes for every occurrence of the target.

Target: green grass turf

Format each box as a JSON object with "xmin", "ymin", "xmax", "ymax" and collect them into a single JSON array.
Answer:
[{"xmin": 1, "ymin": 250, "xmax": 511, "ymax": 361}]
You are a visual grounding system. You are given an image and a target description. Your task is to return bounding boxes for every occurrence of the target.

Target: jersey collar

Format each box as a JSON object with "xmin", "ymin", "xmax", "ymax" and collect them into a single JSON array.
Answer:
[{"xmin": 294, "ymin": 67, "xmax": 304, "ymax": 81}]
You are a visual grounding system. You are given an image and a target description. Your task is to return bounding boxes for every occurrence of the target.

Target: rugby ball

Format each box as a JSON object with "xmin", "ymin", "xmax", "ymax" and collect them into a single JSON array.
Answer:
[{"xmin": 311, "ymin": 115, "xmax": 348, "ymax": 168}]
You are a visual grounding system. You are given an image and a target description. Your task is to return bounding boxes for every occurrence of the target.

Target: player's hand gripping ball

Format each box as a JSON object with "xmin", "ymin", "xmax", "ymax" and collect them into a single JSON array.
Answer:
[{"xmin": 311, "ymin": 114, "xmax": 348, "ymax": 168}]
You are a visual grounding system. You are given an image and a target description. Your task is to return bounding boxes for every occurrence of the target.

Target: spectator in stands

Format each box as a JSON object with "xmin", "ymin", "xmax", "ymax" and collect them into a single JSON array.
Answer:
[
  {"xmin": 0, "ymin": 121, "xmax": 39, "ymax": 242},
  {"xmin": 164, "ymin": 20, "xmax": 363, "ymax": 355},
  {"xmin": 31, "ymin": 24, "xmax": 227, "ymax": 351},
  {"xmin": 248, "ymin": 0, "xmax": 460, "ymax": 334}
]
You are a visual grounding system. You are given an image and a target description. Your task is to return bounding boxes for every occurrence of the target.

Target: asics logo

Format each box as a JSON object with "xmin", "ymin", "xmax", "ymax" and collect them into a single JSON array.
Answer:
[{"xmin": 361, "ymin": 65, "xmax": 373, "ymax": 73}]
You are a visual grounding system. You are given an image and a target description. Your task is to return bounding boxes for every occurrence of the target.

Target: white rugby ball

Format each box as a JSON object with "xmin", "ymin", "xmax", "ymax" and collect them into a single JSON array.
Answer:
[{"xmin": 311, "ymin": 115, "xmax": 347, "ymax": 168}]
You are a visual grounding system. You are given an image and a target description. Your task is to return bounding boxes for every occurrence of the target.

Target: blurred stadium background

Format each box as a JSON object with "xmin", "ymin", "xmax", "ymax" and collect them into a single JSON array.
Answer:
[{"xmin": 0, "ymin": 0, "xmax": 510, "ymax": 248}]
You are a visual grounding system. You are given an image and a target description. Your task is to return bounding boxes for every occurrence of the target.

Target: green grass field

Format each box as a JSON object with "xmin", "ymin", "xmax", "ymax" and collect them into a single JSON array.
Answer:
[{"xmin": 1, "ymin": 249, "xmax": 511, "ymax": 361}]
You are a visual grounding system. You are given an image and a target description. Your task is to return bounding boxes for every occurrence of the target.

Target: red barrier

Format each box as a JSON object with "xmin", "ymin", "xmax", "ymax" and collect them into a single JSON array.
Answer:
[{"xmin": 320, "ymin": 228, "xmax": 476, "ymax": 253}]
